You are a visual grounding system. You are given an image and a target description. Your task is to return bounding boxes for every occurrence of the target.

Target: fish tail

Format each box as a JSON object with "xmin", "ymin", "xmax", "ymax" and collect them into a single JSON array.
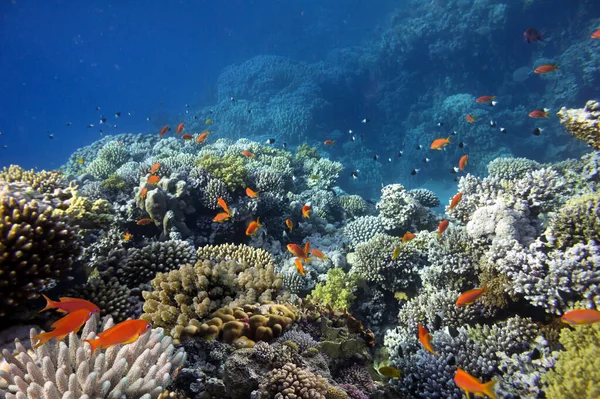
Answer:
[
  {"xmin": 32, "ymin": 331, "xmax": 54, "ymax": 349},
  {"xmin": 39, "ymin": 294, "xmax": 57, "ymax": 313},
  {"xmin": 84, "ymin": 339, "xmax": 102, "ymax": 355},
  {"xmin": 482, "ymin": 379, "xmax": 498, "ymax": 399}
]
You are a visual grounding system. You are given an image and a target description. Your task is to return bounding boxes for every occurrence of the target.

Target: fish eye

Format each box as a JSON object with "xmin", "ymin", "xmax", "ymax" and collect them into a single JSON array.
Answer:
[
  {"xmin": 93, "ymin": 308, "xmax": 99, "ymax": 313},
  {"xmin": 146, "ymin": 324, "xmax": 151, "ymax": 329}
]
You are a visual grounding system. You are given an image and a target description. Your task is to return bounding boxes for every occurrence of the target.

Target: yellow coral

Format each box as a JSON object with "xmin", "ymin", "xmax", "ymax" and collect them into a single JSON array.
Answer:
[
  {"xmin": 557, "ymin": 100, "xmax": 600, "ymax": 150},
  {"xmin": 0, "ymin": 165, "xmax": 66, "ymax": 194},
  {"xmin": 54, "ymin": 195, "xmax": 113, "ymax": 228}
]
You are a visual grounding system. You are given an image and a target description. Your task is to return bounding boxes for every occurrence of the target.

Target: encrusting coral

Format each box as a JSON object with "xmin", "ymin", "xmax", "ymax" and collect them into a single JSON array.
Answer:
[
  {"xmin": 0, "ymin": 315, "xmax": 186, "ymax": 399},
  {"xmin": 557, "ymin": 100, "xmax": 600, "ymax": 150}
]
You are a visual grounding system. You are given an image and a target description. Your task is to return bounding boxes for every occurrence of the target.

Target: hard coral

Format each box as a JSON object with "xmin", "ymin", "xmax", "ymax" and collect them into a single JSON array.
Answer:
[
  {"xmin": 309, "ymin": 268, "xmax": 357, "ymax": 310},
  {"xmin": 557, "ymin": 100, "xmax": 600, "ymax": 150},
  {"xmin": 336, "ymin": 195, "xmax": 368, "ymax": 218},
  {"xmin": 196, "ymin": 243, "xmax": 274, "ymax": 268},
  {"xmin": 195, "ymin": 154, "xmax": 248, "ymax": 192},
  {"xmin": 55, "ymin": 194, "xmax": 113, "ymax": 229},
  {"xmin": 0, "ymin": 165, "xmax": 67, "ymax": 194},
  {"xmin": 0, "ymin": 315, "xmax": 186, "ymax": 399},
  {"xmin": 342, "ymin": 216, "xmax": 385, "ymax": 249},
  {"xmin": 544, "ymin": 193, "xmax": 600, "ymax": 250},
  {"xmin": 487, "ymin": 157, "xmax": 541, "ymax": 179},
  {"xmin": 0, "ymin": 183, "xmax": 81, "ymax": 319},
  {"xmin": 259, "ymin": 362, "xmax": 329, "ymax": 399}
]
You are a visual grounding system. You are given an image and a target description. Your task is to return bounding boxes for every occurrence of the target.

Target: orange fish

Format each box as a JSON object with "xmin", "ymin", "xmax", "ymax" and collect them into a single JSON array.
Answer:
[
  {"xmin": 459, "ymin": 155, "xmax": 468, "ymax": 171},
  {"xmin": 136, "ymin": 218, "xmax": 154, "ymax": 226},
  {"xmin": 402, "ymin": 232, "xmax": 416, "ymax": 242},
  {"xmin": 310, "ymin": 249, "xmax": 327, "ymax": 259},
  {"xmin": 84, "ymin": 319, "xmax": 152, "ymax": 355},
  {"xmin": 454, "ymin": 368, "xmax": 497, "ymax": 399},
  {"xmin": 285, "ymin": 218, "xmax": 293, "ymax": 232},
  {"xmin": 534, "ymin": 64, "xmax": 558, "ymax": 74},
  {"xmin": 123, "ymin": 232, "xmax": 133, "ymax": 242},
  {"xmin": 147, "ymin": 175, "xmax": 160, "ymax": 184},
  {"xmin": 213, "ymin": 212, "xmax": 231, "ymax": 223},
  {"xmin": 181, "ymin": 133, "xmax": 194, "ymax": 140},
  {"xmin": 295, "ymin": 258, "xmax": 306, "ymax": 277},
  {"xmin": 287, "ymin": 243, "xmax": 308, "ymax": 262},
  {"xmin": 437, "ymin": 220, "xmax": 449, "ymax": 236},
  {"xmin": 449, "ymin": 193, "xmax": 463, "ymax": 210},
  {"xmin": 140, "ymin": 187, "xmax": 148, "ymax": 199},
  {"xmin": 241, "ymin": 150, "xmax": 255, "ymax": 158},
  {"xmin": 324, "ymin": 140, "xmax": 335, "ymax": 145},
  {"xmin": 33, "ymin": 308, "xmax": 94, "ymax": 349},
  {"xmin": 245, "ymin": 217, "xmax": 262, "ymax": 236},
  {"xmin": 466, "ymin": 114, "xmax": 476, "ymax": 123},
  {"xmin": 418, "ymin": 323, "xmax": 438, "ymax": 355},
  {"xmin": 456, "ymin": 284, "xmax": 487, "ymax": 307},
  {"xmin": 592, "ymin": 29, "xmax": 600, "ymax": 39},
  {"xmin": 561, "ymin": 309, "xmax": 600, "ymax": 325},
  {"xmin": 528, "ymin": 108, "xmax": 550, "ymax": 118},
  {"xmin": 302, "ymin": 204, "xmax": 312, "ymax": 219},
  {"xmin": 430, "ymin": 136, "xmax": 451, "ymax": 150},
  {"xmin": 246, "ymin": 187, "xmax": 259, "ymax": 198},
  {"xmin": 476, "ymin": 95, "xmax": 496, "ymax": 103},
  {"xmin": 217, "ymin": 197, "xmax": 230, "ymax": 215},
  {"xmin": 176, "ymin": 123, "xmax": 185, "ymax": 134},
  {"xmin": 197, "ymin": 131, "xmax": 210, "ymax": 144},
  {"xmin": 150, "ymin": 162, "xmax": 160, "ymax": 174},
  {"xmin": 159, "ymin": 126, "xmax": 170, "ymax": 137},
  {"xmin": 39, "ymin": 295, "xmax": 100, "ymax": 314}
]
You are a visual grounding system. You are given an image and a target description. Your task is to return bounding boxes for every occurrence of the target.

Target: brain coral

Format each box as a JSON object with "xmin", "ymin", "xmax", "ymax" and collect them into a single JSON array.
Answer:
[
  {"xmin": 0, "ymin": 182, "xmax": 82, "ymax": 318},
  {"xmin": 557, "ymin": 100, "xmax": 600, "ymax": 150}
]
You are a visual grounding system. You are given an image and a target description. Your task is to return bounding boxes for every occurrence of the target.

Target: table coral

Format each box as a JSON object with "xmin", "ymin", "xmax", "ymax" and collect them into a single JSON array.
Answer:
[{"xmin": 557, "ymin": 100, "xmax": 600, "ymax": 150}]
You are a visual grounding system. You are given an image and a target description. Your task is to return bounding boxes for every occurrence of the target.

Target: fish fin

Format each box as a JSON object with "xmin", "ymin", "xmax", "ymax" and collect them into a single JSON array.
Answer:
[
  {"xmin": 305, "ymin": 241, "xmax": 310, "ymax": 255},
  {"xmin": 481, "ymin": 379, "xmax": 498, "ymax": 399},
  {"xmin": 84, "ymin": 339, "xmax": 103, "ymax": 355},
  {"xmin": 39, "ymin": 294, "xmax": 57, "ymax": 313},
  {"xmin": 121, "ymin": 334, "xmax": 141, "ymax": 345},
  {"xmin": 32, "ymin": 331, "xmax": 54, "ymax": 349}
]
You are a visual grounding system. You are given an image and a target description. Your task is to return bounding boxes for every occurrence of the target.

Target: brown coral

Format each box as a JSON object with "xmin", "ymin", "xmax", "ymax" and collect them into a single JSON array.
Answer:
[
  {"xmin": 196, "ymin": 243, "xmax": 274, "ymax": 268},
  {"xmin": 259, "ymin": 362, "xmax": 329, "ymax": 399},
  {"xmin": 0, "ymin": 165, "xmax": 67, "ymax": 194},
  {"xmin": 557, "ymin": 100, "xmax": 600, "ymax": 150}
]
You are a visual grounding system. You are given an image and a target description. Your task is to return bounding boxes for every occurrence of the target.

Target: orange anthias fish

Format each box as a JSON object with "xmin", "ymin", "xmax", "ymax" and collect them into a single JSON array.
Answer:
[
  {"xmin": 176, "ymin": 123, "xmax": 185, "ymax": 134},
  {"xmin": 534, "ymin": 64, "xmax": 558, "ymax": 74},
  {"xmin": 476, "ymin": 96, "xmax": 496, "ymax": 103},
  {"xmin": 285, "ymin": 218, "xmax": 293, "ymax": 232},
  {"xmin": 147, "ymin": 175, "xmax": 161, "ymax": 184},
  {"xmin": 181, "ymin": 133, "xmax": 194, "ymax": 140},
  {"xmin": 430, "ymin": 136, "xmax": 451, "ymax": 150},
  {"xmin": 459, "ymin": 155, "xmax": 468, "ymax": 171},
  {"xmin": 592, "ymin": 29, "xmax": 600, "ymax": 39},
  {"xmin": 437, "ymin": 220, "xmax": 449, "ymax": 236},
  {"xmin": 241, "ymin": 150, "xmax": 255, "ymax": 158},
  {"xmin": 246, "ymin": 217, "xmax": 262, "ymax": 236},
  {"xmin": 324, "ymin": 140, "xmax": 335, "ymax": 145},
  {"xmin": 197, "ymin": 131, "xmax": 210, "ymax": 144},
  {"xmin": 140, "ymin": 187, "xmax": 148, "ymax": 199},
  {"xmin": 449, "ymin": 193, "xmax": 463, "ymax": 210},
  {"xmin": 84, "ymin": 319, "xmax": 152, "ymax": 355},
  {"xmin": 466, "ymin": 114, "xmax": 476, "ymax": 123},
  {"xmin": 418, "ymin": 323, "xmax": 438, "ymax": 355},
  {"xmin": 159, "ymin": 126, "xmax": 170, "ymax": 137},
  {"xmin": 39, "ymin": 295, "xmax": 100, "ymax": 314},
  {"xmin": 136, "ymin": 218, "xmax": 154, "ymax": 226},
  {"xmin": 528, "ymin": 108, "xmax": 550, "ymax": 118},
  {"xmin": 302, "ymin": 204, "xmax": 312, "ymax": 219},
  {"xmin": 217, "ymin": 197, "xmax": 230, "ymax": 215},
  {"xmin": 33, "ymin": 308, "xmax": 94, "ymax": 349},
  {"xmin": 287, "ymin": 243, "xmax": 311, "ymax": 264},
  {"xmin": 123, "ymin": 232, "xmax": 133, "ymax": 242},
  {"xmin": 150, "ymin": 162, "xmax": 160, "ymax": 174},
  {"xmin": 454, "ymin": 368, "xmax": 497, "ymax": 399},
  {"xmin": 246, "ymin": 187, "xmax": 259, "ymax": 198},
  {"xmin": 213, "ymin": 212, "xmax": 231, "ymax": 223},
  {"xmin": 310, "ymin": 249, "xmax": 327, "ymax": 259},
  {"xmin": 295, "ymin": 258, "xmax": 306, "ymax": 277},
  {"xmin": 402, "ymin": 232, "xmax": 416, "ymax": 242},
  {"xmin": 456, "ymin": 284, "xmax": 487, "ymax": 307},
  {"xmin": 561, "ymin": 309, "xmax": 600, "ymax": 325}
]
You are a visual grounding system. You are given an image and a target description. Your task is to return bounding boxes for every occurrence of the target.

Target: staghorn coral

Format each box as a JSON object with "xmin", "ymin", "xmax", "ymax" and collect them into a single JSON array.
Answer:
[
  {"xmin": 0, "ymin": 182, "xmax": 82, "ymax": 319},
  {"xmin": 544, "ymin": 193, "xmax": 600, "ymax": 250},
  {"xmin": 195, "ymin": 154, "xmax": 248, "ymax": 192},
  {"xmin": 309, "ymin": 268, "xmax": 357, "ymax": 310},
  {"xmin": 543, "ymin": 324, "xmax": 600, "ymax": 399},
  {"xmin": 258, "ymin": 362, "xmax": 329, "ymax": 399},
  {"xmin": 342, "ymin": 216, "xmax": 385, "ymax": 249},
  {"xmin": 487, "ymin": 157, "xmax": 541, "ymax": 179},
  {"xmin": 0, "ymin": 315, "xmax": 185, "ymax": 399},
  {"xmin": 336, "ymin": 195, "xmax": 368, "ymax": 218},
  {"xmin": 408, "ymin": 188, "xmax": 440, "ymax": 208},
  {"xmin": 141, "ymin": 258, "xmax": 283, "ymax": 342},
  {"xmin": 0, "ymin": 165, "xmax": 67, "ymax": 194},
  {"xmin": 557, "ymin": 100, "xmax": 600, "ymax": 150}
]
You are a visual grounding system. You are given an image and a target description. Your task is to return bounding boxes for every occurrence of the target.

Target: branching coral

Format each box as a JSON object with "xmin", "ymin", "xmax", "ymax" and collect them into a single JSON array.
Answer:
[
  {"xmin": 408, "ymin": 189, "xmax": 440, "ymax": 208},
  {"xmin": 0, "ymin": 165, "xmax": 67, "ymax": 194},
  {"xmin": 0, "ymin": 316, "xmax": 185, "ymax": 399},
  {"xmin": 195, "ymin": 154, "xmax": 248, "ymax": 192},
  {"xmin": 487, "ymin": 157, "xmax": 541, "ymax": 179},
  {"xmin": 376, "ymin": 184, "xmax": 436, "ymax": 232},
  {"xmin": 557, "ymin": 100, "xmax": 600, "ymax": 150},
  {"xmin": 544, "ymin": 193, "xmax": 600, "ymax": 249},
  {"xmin": 258, "ymin": 362, "xmax": 329, "ymax": 399},
  {"xmin": 336, "ymin": 195, "xmax": 368, "ymax": 218},
  {"xmin": 342, "ymin": 216, "xmax": 385, "ymax": 249},
  {"xmin": 196, "ymin": 243, "xmax": 274, "ymax": 268},
  {"xmin": 310, "ymin": 268, "xmax": 357, "ymax": 310},
  {"xmin": 54, "ymin": 194, "xmax": 113, "ymax": 229}
]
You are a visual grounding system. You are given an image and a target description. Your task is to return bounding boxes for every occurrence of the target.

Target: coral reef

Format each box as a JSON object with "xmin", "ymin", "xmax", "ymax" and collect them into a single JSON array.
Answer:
[
  {"xmin": 557, "ymin": 100, "xmax": 600, "ymax": 150},
  {"xmin": 309, "ymin": 268, "xmax": 357, "ymax": 310}
]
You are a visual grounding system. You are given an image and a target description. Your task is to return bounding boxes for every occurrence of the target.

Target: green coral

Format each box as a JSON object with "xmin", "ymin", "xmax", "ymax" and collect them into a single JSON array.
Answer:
[
  {"xmin": 195, "ymin": 154, "xmax": 248, "ymax": 191},
  {"xmin": 309, "ymin": 268, "xmax": 357, "ymax": 310},
  {"xmin": 54, "ymin": 195, "xmax": 113, "ymax": 228},
  {"xmin": 295, "ymin": 143, "xmax": 321, "ymax": 160},
  {"xmin": 85, "ymin": 141, "xmax": 130, "ymax": 179},
  {"xmin": 101, "ymin": 174, "xmax": 127, "ymax": 191},
  {"xmin": 544, "ymin": 193, "xmax": 600, "ymax": 249},
  {"xmin": 543, "ymin": 324, "xmax": 600, "ymax": 399}
]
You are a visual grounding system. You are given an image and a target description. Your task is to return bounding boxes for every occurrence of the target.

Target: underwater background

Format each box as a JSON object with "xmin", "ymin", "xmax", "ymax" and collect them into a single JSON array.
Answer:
[{"xmin": 1, "ymin": 0, "xmax": 600, "ymax": 398}]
